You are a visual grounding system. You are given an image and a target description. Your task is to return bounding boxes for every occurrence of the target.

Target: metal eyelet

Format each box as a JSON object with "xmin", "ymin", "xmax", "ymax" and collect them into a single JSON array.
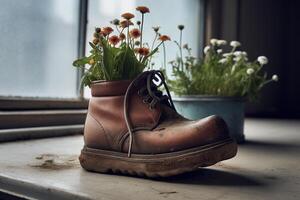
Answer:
[
  {"xmin": 137, "ymin": 90, "xmax": 141, "ymax": 96},
  {"xmin": 142, "ymin": 99, "xmax": 148, "ymax": 104}
]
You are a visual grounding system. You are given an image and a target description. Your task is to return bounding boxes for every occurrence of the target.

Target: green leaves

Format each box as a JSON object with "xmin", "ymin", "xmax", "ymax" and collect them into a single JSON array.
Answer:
[
  {"xmin": 72, "ymin": 56, "xmax": 91, "ymax": 68},
  {"xmin": 72, "ymin": 39, "xmax": 147, "ymax": 87},
  {"xmin": 165, "ymin": 45, "xmax": 273, "ymax": 101}
]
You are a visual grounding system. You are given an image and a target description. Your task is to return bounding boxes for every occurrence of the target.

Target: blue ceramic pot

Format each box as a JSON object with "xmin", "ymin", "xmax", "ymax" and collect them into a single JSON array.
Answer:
[{"xmin": 173, "ymin": 96, "xmax": 245, "ymax": 143}]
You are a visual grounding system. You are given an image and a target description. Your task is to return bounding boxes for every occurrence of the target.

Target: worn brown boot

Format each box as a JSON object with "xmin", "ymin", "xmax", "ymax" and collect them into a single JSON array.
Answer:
[{"xmin": 79, "ymin": 70, "xmax": 237, "ymax": 177}]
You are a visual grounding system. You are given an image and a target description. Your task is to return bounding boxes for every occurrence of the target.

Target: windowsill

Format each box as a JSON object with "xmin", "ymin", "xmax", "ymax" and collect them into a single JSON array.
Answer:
[{"xmin": 0, "ymin": 119, "xmax": 300, "ymax": 200}]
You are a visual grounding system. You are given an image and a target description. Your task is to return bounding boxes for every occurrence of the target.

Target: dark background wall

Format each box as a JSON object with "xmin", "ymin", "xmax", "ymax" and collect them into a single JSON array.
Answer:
[{"xmin": 205, "ymin": 0, "xmax": 300, "ymax": 118}]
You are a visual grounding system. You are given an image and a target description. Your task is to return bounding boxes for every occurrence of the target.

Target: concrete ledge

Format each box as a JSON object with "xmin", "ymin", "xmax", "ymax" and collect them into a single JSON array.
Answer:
[
  {"xmin": 0, "ymin": 119, "xmax": 299, "ymax": 200},
  {"xmin": 0, "ymin": 174, "xmax": 92, "ymax": 200},
  {"xmin": 0, "ymin": 125, "xmax": 83, "ymax": 142}
]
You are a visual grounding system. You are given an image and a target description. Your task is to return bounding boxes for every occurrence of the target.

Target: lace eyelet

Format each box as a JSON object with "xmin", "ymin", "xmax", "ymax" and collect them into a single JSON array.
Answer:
[
  {"xmin": 137, "ymin": 90, "xmax": 141, "ymax": 96},
  {"xmin": 142, "ymin": 99, "xmax": 148, "ymax": 104}
]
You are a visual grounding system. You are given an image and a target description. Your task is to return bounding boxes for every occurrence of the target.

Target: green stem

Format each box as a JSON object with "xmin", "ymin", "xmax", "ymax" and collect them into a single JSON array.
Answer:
[
  {"xmin": 127, "ymin": 22, "xmax": 130, "ymax": 44},
  {"xmin": 179, "ymin": 30, "xmax": 183, "ymax": 72},
  {"xmin": 115, "ymin": 25, "xmax": 120, "ymax": 34},
  {"xmin": 148, "ymin": 33, "xmax": 158, "ymax": 68},
  {"xmin": 155, "ymin": 41, "xmax": 164, "ymax": 49},
  {"xmin": 140, "ymin": 14, "xmax": 144, "ymax": 48},
  {"xmin": 163, "ymin": 42, "xmax": 166, "ymax": 71}
]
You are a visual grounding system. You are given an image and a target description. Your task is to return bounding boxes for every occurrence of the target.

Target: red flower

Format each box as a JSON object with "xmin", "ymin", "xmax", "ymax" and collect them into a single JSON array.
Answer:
[
  {"xmin": 136, "ymin": 6, "xmax": 150, "ymax": 14},
  {"xmin": 119, "ymin": 20, "xmax": 133, "ymax": 28},
  {"xmin": 135, "ymin": 47, "xmax": 150, "ymax": 56},
  {"xmin": 101, "ymin": 27, "xmax": 114, "ymax": 36},
  {"xmin": 142, "ymin": 48, "xmax": 150, "ymax": 56},
  {"xmin": 119, "ymin": 33, "xmax": 126, "ymax": 41},
  {"xmin": 129, "ymin": 28, "xmax": 141, "ymax": 39},
  {"xmin": 108, "ymin": 35, "xmax": 120, "ymax": 46},
  {"xmin": 121, "ymin": 12, "xmax": 135, "ymax": 20},
  {"xmin": 159, "ymin": 35, "xmax": 171, "ymax": 42}
]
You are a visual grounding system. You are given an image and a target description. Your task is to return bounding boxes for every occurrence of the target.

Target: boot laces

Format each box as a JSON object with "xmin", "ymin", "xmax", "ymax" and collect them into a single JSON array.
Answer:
[{"xmin": 123, "ymin": 70, "xmax": 175, "ymax": 157}]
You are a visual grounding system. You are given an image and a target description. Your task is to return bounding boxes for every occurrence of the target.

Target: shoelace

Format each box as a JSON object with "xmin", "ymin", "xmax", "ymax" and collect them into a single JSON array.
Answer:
[{"xmin": 123, "ymin": 70, "xmax": 175, "ymax": 157}]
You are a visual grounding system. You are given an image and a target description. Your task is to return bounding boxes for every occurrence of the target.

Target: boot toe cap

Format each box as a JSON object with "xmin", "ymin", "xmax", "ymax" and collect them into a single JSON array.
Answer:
[{"xmin": 195, "ymin": 115, "xmax": 231, "ymax": 144}]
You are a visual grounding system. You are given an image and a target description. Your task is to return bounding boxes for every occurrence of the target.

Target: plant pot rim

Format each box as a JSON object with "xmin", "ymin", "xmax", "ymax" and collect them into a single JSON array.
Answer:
[
  {"xmin": 172, "ymin": 95, "xmax": 246, "ymax": 102},
  {"xmin": 91, "ymin": 79, "xmax": 132, "ymax": 84}
]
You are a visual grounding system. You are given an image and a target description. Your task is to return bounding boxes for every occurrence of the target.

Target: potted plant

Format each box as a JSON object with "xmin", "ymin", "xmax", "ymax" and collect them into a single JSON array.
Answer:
[{"xmin": 163, "ymin": 26, "xmax": 279, "ymax": 143}]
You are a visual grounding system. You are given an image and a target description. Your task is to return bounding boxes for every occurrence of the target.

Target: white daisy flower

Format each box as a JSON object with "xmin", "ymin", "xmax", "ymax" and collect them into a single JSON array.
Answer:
[
  {"xmin": 210, "ymin": 38, "xmax": 218, "ymax": 46},
  {"xmin": 272, "ymin": 74, "xmax": 279, "ymax": 81},
  {"xmin": 233, "ymin": 56, "xmax": 242, "ymax": 62},
  {"xmin": 204, "ymin": 46, "xmax": 210, "ymax": 54},
  {"xmin": 233, "ymin": 51, "xmax": 242, "ymax": 56},
  {"xmin": 247, "ymin": 68, "xmax": 255, "ymax": 75},
  {"xmin": 223, "ymin": 53, "xmax": 233, "ymax": 57},
  {"xmin": 242, "ymin": 51, "xmax": 247, "ymax": 56},
  {"xmin": 219, "ymin": 58, "xmax": 227, "ymax": 64},
  {"xmin": 217, "ymin": 40, "xmax": 227, "ymax": 46},
  {"xmin": 217, "ymin": 49, "xmax": 223, "ymax": 54},
  {"xmin": 257, "ymin": 56, "xmax": 268, "ymax": 65},
  {"xmin": 230, "ymin": 41, "xmax": 241, "ymax": 48}
]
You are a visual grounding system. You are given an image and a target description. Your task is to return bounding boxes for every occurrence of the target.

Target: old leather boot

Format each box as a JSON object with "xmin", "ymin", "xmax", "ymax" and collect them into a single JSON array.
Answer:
[{"xmin": 79, "ymin": 70, "xmax": 237, "ymax": 177}]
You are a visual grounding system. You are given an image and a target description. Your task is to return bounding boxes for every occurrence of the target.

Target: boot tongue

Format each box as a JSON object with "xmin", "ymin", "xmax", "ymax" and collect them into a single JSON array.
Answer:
[{"xmin": 134, "ymin": 72, "xmax": 176, "ymax": 111}]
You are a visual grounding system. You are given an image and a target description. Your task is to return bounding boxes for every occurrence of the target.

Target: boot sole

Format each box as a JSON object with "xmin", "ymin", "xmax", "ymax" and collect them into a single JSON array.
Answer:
[{"xmin": 79, "ymin": 138, "xmax": 237, "ymax": 178}]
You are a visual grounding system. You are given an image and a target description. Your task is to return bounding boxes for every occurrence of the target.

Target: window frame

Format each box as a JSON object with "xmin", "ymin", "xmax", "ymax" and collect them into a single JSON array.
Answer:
[
  {"xmin": 0, "ymin": 0, "xmax": 207, "ymax": 141},
  {"xmin": 0, "ymin": 0, "xmax": 89, "ymax": 142},
  {"xmin": 0, "ymin": 0, "xmax": 88, "ymax": 105}
]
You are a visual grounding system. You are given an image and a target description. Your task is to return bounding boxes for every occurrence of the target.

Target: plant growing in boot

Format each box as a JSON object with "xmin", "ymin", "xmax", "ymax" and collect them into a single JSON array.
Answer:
[
  {"xmin": 75, "ymin": 7, "xmax": 238, "ymax": 178},
  {"xmin": 73, "ymin": 6, "xmax": 170, "ymax": 87},
  {"xmin": 165, "ymin": 26, "xmax": 279, "ymax": 100}
]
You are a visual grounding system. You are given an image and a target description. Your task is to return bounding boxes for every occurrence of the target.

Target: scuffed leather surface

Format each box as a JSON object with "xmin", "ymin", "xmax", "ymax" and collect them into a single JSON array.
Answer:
[{"xmin": 84, "ymin": 80, "xmax": 230, "ymax": 154}]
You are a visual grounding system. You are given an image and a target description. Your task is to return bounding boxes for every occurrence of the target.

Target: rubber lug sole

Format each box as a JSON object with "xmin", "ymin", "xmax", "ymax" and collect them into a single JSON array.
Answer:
[{"xmin": 79, "ymin": 138, "xmax": 238, "ymax": 178}]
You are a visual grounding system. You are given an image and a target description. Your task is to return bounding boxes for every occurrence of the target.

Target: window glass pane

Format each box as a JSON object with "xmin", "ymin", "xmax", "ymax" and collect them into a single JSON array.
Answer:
[
  {"xmin": 0, "ymin": 0, "xmax": 80, "ymax": 98},
  {"xmin": 85, "ymin": 0, "xmax": 203, "ymax": 97}
]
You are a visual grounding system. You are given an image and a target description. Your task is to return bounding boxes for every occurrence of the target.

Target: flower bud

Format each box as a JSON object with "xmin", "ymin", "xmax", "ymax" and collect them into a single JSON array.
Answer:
[
  {"xmin": 247, "ymin": 68, "xmax": 255, "ymax": 75},
  {"xmin": 110, "ymin": 19, "xmax": 120, "ymax": 25},
  {"xmin": 95, "ymin": 27, "xmax": 101, "ymax": 33},
  {"xmin": 272, "ymin": 74, "xmax": 279, "ymax": 81},
  {"xmin": 217, "ymin": 40, "xmax": 227, "ymax": 46},
  {"xmin": 230, "ymin": 41, "xmax": 241, "ymax": 48},
  {"xmin": 210, "ymin": 38, "xmax": 218, "ymax": 46},
  {"xmin": 183, "ymin": 44, "xmax": 189, "ymax": 49},
  {"xmin": 89, "ymin": 59, "xmax": 95, "ymax": 65},
  {"xmin": 257, "ymin": 56, "xmax": 268, "ymax": 65},
  {"xmin": 93, "ymin": 38, "xmax": 99, "ymax": 45},
  {"xmin": 134, "ymin": 41, "xmax": 140, "ymax": 46},
  {"xmin": 204, "ymin": 46, "xmax": 210, "ymax": 54},
  {"xmin": 152, "ymin": 26, "xmax": 160, "ymax": 32},
  {"xmin": 178, "ymin": 25, "xmax": 185, "ymax": 30}
]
